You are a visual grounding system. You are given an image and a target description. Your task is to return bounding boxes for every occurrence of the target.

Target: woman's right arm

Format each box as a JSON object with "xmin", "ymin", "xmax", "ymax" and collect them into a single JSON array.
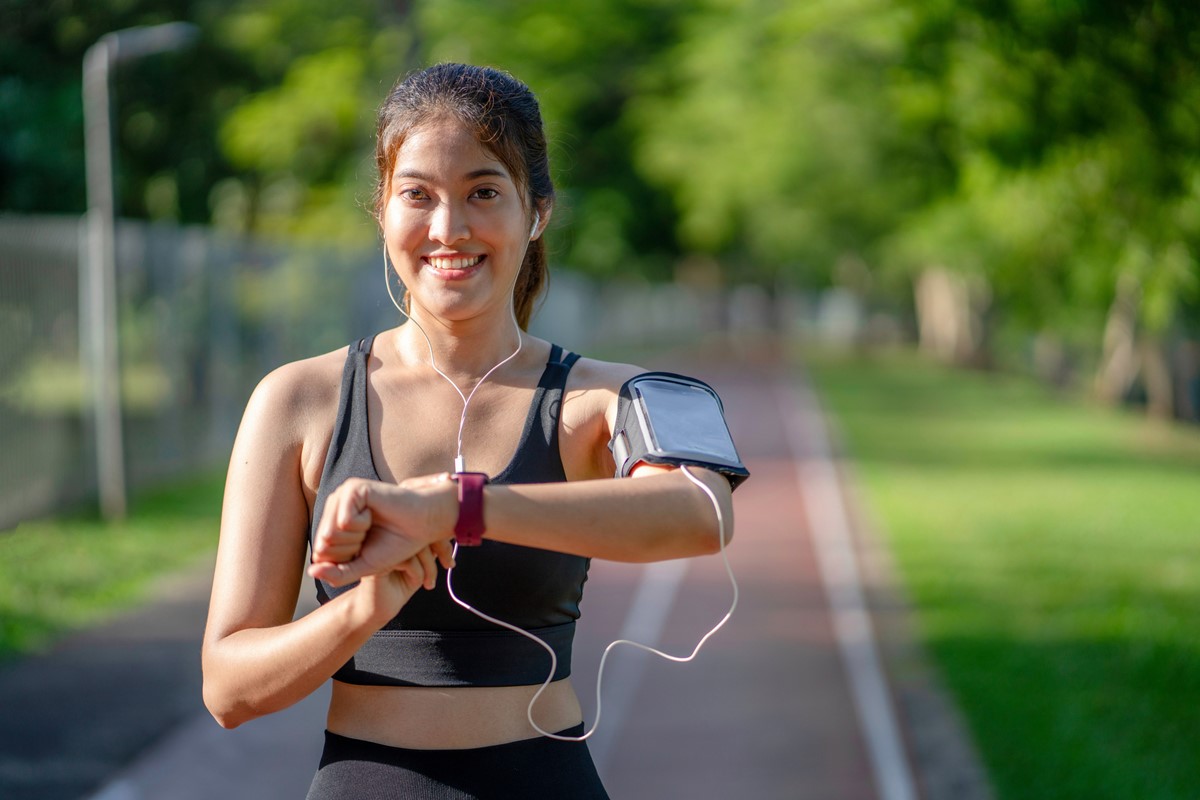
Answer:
[{"xmin": 200, "ymin": 363, "xmax": 429, "ymax": 729}]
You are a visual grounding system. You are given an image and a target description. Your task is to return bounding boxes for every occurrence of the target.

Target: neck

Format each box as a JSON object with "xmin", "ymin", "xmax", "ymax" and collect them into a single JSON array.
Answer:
[{"xmin": 395, "ymin": 308, "xmax": 524, "ymax": 383}]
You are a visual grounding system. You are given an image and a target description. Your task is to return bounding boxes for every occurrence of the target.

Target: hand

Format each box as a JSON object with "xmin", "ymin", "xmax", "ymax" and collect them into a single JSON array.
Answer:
[
  {"xmin": 308, "ymin": 474, "xmax": 457, "ymax": 587},
  {"xmin": 358, "ymin": 553, "xmax": 437, "ymax": 621}
]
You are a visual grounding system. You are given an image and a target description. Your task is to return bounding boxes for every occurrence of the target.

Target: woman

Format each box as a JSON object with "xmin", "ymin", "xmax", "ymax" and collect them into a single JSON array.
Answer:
[{"xmin": 202, "ymin": 63, "xmax": 737, "ymax": 798}]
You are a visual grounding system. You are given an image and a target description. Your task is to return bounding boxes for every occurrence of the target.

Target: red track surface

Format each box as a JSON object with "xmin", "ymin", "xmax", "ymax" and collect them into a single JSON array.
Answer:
[
  {"xmin": 62, "ymin": 351, "xmax": 909, "ymax": 800},
  {"xmin": 573, "ymin": 357, "xmax": 879, "ymax": 799}
]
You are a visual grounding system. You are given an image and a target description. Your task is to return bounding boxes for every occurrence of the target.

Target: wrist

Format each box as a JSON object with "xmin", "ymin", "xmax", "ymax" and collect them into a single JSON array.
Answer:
[
  {"xmin": 342, "ymin": 580, "xmax": 394, "ymax": 631},
  {"xmin": 417, "ymin": 477, "xmax": 460, "ymax": 544}
]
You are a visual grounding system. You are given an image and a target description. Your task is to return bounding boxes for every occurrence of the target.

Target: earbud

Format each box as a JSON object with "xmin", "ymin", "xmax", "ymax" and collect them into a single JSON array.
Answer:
[{"xmin": 530, "ymin": 211, "xmax": 540, "ymax": 240}]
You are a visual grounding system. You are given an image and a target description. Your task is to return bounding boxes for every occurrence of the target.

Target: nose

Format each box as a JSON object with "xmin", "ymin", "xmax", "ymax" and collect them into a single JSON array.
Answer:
[{"xmin": 428, "ymin": 200, "xmax": 468, "ymax": 244}]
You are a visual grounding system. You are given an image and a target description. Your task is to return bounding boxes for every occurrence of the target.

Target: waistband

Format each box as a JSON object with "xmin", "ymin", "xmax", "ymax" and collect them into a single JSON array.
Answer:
[
  {"xmin": 321, "ymin": 723, "xmax": 588, "ymax": 757},
  {"xmin": 309, "ymin": 723, "xmax": 609, "ymax": 800}
]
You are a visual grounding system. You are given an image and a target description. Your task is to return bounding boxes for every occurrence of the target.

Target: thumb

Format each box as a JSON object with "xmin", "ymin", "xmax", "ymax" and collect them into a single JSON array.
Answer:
[{"xmin": 308, "ymin": 558, "xmax": 369, "ymax": 587}]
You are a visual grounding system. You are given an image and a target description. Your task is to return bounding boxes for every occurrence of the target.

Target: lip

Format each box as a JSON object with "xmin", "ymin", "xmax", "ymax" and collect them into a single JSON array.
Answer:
[{"xmin": 422, "ymin": 253, "xmax": 486, "ymax": 281}]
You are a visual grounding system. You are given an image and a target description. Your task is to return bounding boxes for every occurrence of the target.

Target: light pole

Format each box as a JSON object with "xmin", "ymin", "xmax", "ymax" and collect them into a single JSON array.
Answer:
[{"xmin": 83, "ymin": 22, "xmax": 198, "ymax": 519}]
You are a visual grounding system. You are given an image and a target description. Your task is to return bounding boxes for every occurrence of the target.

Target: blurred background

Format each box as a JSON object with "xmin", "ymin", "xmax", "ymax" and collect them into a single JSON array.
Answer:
[{"xmin": 2, "ymin": 1, "xmax": 1198, "ymax": 799}]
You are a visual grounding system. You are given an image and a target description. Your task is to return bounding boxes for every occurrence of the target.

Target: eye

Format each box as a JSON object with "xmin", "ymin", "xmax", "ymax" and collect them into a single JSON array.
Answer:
[
  {"xmin": 398, "ymin": 187, "xmax": 429, "ymax": 201},
  {"xmin": 472, "ymin": 187, "xmax": 499, "ymax": 200}
]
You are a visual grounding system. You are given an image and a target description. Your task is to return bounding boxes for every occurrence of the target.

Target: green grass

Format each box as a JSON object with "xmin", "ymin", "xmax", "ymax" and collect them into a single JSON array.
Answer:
[
  {"xmin": 0, "ymin": 472, "xmax": 224, "ymax": 661},
  {"xmin": 806, "ymin": 348, "xmax": 1200, "ymax": 800}
]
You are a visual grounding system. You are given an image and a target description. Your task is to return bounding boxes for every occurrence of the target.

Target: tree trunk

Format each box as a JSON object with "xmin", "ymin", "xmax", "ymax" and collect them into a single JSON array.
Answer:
[
  {"xmin": 1140, "ymin": 336, "xmax": 1174, "ymax": 419},
  {"xmin": 913, "ymin": 267, "xmax": 989, "ymax": 366},
  {"xmin": 1173, "ymin": 338, "xmax": 1200, "ymax": 422},
  {"xmin": 1094, "ymin": 274, "xmax": 1140, "ymax": 406}
]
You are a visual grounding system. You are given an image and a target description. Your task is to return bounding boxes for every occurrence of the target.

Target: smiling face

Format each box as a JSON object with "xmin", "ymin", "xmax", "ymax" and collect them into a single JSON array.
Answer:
[{"xmin": 382, "ymin": 116, "xmax": 539, "ymax": 328}]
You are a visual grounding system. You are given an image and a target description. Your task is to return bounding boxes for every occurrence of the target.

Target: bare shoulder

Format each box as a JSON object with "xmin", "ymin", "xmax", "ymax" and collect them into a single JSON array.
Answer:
[
  {"xmin": 563, "ymin": 356, "xmax": 646, "ymax": 414},
  {"xmin": 235, "ymin": 345, "xmax": 351, "ymax": 485},
  {"xmin": 246, "ymin": 346, "xmax": 346, "ymax": 430},
  {"xmin": 566, "ymin": 356, "xmax": 645, "ymax": 387},
  {"xmin": 558, "ymin": 355, "xmax": 650, "ymax": 480}
]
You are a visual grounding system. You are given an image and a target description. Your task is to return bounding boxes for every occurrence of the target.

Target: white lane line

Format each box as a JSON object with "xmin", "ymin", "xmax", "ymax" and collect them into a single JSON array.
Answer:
[
  {"xmin": 588, "ymin": 557, "xmax": 691, "ymax": 770},
  {"xmin": 779, "ymin": 377, "xmax": 918, "ymax": 800}
]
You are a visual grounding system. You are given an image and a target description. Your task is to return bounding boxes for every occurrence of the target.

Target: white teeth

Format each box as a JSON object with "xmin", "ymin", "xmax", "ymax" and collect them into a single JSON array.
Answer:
[{"xmin": 427, "ymin": 255, "xmax": 483, "ymax": 270}]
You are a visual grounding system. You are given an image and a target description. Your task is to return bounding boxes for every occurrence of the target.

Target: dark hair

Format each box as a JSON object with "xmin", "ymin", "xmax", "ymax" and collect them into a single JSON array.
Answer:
[{"xmin": 374, "ymin": 63, "xmax": 554, "ymax": 329}]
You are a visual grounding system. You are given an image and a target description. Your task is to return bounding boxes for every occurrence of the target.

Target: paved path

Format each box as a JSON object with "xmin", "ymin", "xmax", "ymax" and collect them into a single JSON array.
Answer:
[
  {"xmin": 581, "ymin": 356, "xmax": 882, "ymax": 799},
  {"xmin": 2, "ymin": 349, "xmax": 989, "ymax": 799}
]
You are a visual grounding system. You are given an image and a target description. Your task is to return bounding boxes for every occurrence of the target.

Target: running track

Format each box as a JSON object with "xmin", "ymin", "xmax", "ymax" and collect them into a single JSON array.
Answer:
[{"xmin": 77, "ymin": 350, "xmax": 918, "ymax": 800}]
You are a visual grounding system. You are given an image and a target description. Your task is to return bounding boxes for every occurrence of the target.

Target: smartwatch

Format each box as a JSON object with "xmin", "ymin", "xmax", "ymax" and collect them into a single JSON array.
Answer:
[{"xmin": 451, "ymin": 472, "xmax": 489, "ymax": 546}]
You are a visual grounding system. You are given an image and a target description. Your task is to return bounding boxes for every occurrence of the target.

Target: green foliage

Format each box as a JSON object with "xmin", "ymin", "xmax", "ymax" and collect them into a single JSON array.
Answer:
[
  {"xmin": 809, "ymin": 350, "xmax": 1200, "ymax": 799},
  {"xmin": 631, "ymin": 0, "xmax": 928, "ymax": 283},
  {"xmin": 883, "ymin": 0, "xmax": 1200, "ymax": 337},
  {"xmin": 414, "ymin": 0, "xmax": 685, "ymax": 278},
  {"xmin": 0, "ymin": 0, "xmax": 408, "ymax": 241},
  {"xmin": 4, "ymin": 0, "xmax": 1199, "ymax": 351},
  {"xmin": 209, "ymin": 0, "xmax": 414, "ymax": 243}
]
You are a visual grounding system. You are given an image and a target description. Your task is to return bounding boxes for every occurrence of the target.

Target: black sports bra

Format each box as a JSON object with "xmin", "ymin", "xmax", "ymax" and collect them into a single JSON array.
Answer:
[{"xmin": 310, "ymin": 336, "xmax": 590, "ymax": 687}]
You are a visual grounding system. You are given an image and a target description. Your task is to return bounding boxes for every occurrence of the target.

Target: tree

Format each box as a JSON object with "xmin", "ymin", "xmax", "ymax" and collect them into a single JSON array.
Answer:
[
  {"xmin": 0, "ymin": 0, "xmax": 415, "ymax": 240},
  {"xmin": 210, "ymin": 0, "xmax": 417, "ymax": 244},
  {"xmin": 413, "ymin": 0, "xmax": 686, "ymax": 278},
  {"xmin": 628, "ymin": 0, "xmax": 944, "ymax": 292},
  {"xmin": 885, "ymin": 1, "xmax": 1200, "ymax": 410}
]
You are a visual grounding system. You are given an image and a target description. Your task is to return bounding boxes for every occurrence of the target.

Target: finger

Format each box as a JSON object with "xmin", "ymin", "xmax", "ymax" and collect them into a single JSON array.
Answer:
[
  {"xmin": 308, "ymin": 558, "xmax": 368, "ymax": 587},
  {"xmin": 431, "ymin": 538, "xmax": 456, "ymax": 570},
  {"xmin": 312, "ymin": 540, "xmax": 361, "ymax": 564},
  {"xmin": 337, "ymin": 482, "xmax": 373, "ymax": 532},
  {"xmin": 313, "ymin": 523, "xmax": 367, "ymax": 563},
  {"xmin": 316, "ymin": 520, "xmax": 366, "ymax": 548},
  {"xmin": 314, "ymin": 482, "xmax": 370, "ymax": 548},
  {"xmin": 415, "ymin": 547, "xmax": 437, "ymax": 590},
  {"xmin": 392, "ymin": 568, "xmax": 424, "ymax": 596},
  {"xmin": 398, "ymin": 554, "xmax": 425, "ymax": 587}
]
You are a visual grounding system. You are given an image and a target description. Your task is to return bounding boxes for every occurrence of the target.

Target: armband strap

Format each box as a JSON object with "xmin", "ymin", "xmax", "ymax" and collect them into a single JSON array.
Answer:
[
  {"xmin": 452, "ymin": 472, "xmax": 489, "ymax": 546},
  {"xmin": 608, "ymin": 372, "xmax": 749, "ymax": 490}
]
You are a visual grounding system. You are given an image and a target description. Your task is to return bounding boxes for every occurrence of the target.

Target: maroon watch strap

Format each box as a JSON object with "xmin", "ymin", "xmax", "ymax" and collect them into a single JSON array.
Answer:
[{"xmin": 452, "ymin": 472, "xmax": 489, "ymax": 546}]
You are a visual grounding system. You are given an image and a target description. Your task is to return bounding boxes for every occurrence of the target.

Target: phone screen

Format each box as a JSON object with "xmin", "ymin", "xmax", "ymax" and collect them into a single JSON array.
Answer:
[{"xmin": 634, "ymin": 379, "xmax": 740, "ymax": 462}]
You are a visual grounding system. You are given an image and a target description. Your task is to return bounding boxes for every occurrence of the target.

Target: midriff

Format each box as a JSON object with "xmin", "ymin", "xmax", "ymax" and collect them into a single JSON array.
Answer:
[{"xmin": 326, "ymin": 678, "xmax": 583, "ymax": 749}]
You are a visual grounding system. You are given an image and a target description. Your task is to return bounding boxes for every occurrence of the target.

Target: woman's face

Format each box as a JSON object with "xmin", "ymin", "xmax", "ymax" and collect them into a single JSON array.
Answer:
[{"xmin": 382, "ymin": 117, "xmax": 535, "ymax": 328}]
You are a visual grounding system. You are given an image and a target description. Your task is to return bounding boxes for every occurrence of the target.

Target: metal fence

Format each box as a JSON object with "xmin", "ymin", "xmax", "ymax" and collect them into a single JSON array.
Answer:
[
  {"xmin": 0, "ymin": 214, "xmax": 755, "ymax": 530},
  {"xmin": 0, "ymin": 216, "xmax": 403, "ymax": 529},
  {"xmin": 0, "ymin": 216, "xmax": 93, "ymax": 528},
  {"xmin": 8, "ymin": 211, "xmax": 1197, "ymax": 529}
]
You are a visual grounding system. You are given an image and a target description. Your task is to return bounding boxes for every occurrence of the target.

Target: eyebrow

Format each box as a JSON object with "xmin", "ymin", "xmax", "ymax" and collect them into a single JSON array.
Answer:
[{"xmin": 393, "ymin": 168, "xmax": 510, "ymax": 181}]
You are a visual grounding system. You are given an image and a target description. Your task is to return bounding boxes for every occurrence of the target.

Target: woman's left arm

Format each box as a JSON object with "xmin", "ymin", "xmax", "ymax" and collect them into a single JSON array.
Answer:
[
  {"xmin": 309, "ymin": 358, "xmax": 735, "ymax": 584},
  {"xmin": 484, "ymin": 465, "xmax": 733, "ymax": 562}
]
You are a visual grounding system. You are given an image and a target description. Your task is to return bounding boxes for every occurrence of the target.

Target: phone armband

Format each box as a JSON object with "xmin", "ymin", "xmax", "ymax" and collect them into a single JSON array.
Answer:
[{"xmin": 608, "ymin": 372, "xmax": 749, "ymax": 490}]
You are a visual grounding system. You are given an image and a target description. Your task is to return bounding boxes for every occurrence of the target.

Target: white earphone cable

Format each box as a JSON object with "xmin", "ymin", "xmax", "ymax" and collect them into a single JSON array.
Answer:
[
  {"xmin": 446, "ymin": 464, "xmax": 737, "ymax": 742},
  {"xmin": 383, "ymin": 251, "xmax": 523, "ymax": 471},
  {"xmin": 383, "ymin": 220, "xmax": 735, "ymax": 742}
]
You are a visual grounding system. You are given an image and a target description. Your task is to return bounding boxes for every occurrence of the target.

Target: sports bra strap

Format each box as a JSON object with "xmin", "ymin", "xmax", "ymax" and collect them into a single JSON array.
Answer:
[{"xmin": 545, "ymin": 343, "xmax": 580, "ymax": 374}]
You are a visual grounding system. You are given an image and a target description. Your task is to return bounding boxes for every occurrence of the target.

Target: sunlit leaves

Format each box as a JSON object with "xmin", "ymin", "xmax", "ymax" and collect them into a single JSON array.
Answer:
[
  {"xmin": 221, "ymin": 48, "xmax": 366, "ymax": 176},
  {"xmin": 632, "ymin": 0, "xmax": 915, "ymax": 280},
  {"xmin": 413, "ymin": 0, "xmax": 685, "ymax": 277}
]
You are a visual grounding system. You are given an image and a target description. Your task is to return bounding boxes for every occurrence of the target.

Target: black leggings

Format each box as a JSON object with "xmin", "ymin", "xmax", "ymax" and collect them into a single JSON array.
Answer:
[{"xmin": 305, "ymin": 724, "xmax": 609, "ymax": 799}]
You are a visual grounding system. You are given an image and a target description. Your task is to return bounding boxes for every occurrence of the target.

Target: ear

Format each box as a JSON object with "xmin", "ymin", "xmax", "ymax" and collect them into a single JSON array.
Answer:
[{"xmin": 530, "ymin": 201, "xmax": 553, "ymax": 240}]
